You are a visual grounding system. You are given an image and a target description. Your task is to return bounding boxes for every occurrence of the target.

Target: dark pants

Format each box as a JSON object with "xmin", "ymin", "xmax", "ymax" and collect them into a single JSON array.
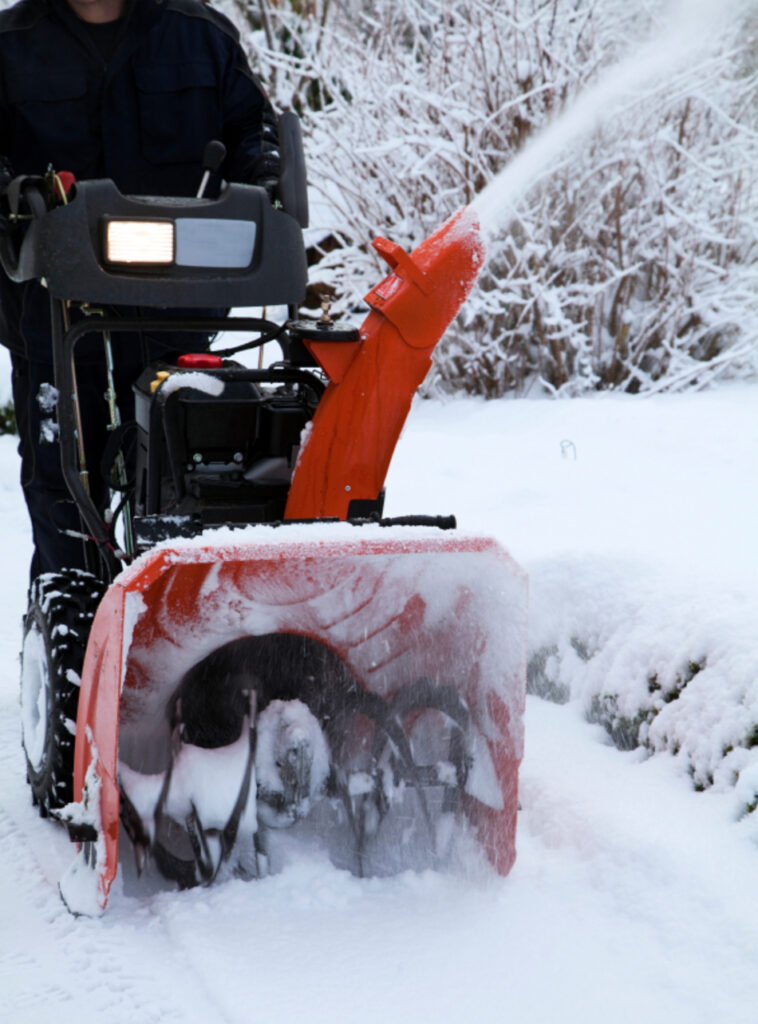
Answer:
[{"xmin": 11, "ymin": 329, "xmax": 209, "ymax": 580}]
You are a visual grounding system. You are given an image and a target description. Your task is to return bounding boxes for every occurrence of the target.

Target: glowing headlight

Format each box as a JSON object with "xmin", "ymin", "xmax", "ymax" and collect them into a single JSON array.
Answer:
[{"xmin": 105, "ymin": 220, "xmax": 175, "ymax": 265}]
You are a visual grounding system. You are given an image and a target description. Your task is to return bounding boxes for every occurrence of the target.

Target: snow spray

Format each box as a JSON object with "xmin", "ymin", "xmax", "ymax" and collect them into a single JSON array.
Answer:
[{"xmin": 471, "ymin": 0, "xmax": 755, "ymax": 239}]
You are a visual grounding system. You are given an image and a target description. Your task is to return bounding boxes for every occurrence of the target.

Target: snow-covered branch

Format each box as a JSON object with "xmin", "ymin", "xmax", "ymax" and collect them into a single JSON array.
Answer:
[{"xmin": 224, "ymin": 1, "xmax": 758, "ymax": 393}]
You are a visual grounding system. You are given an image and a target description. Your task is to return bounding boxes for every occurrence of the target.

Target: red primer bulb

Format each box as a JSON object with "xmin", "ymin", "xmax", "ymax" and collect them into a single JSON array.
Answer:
[{"xmin": 176, "ymin": 353, "xmax": 224, "ymax": 369}]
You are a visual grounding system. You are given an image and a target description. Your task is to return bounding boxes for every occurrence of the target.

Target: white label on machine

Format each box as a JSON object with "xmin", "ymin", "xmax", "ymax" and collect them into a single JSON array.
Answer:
[{"xmin": 175, "ymin": 218, "xmax": 257, "ymax": 268}]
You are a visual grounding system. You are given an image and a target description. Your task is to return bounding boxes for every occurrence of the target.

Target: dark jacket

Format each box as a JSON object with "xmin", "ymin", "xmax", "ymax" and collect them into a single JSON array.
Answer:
[
  {"xmin": 0, "ymin": 0, "xmax": 272, "ymax": 356},
  {"xmin": 0, "ymin": 0, "xmax": 270, "ymax": 195}
]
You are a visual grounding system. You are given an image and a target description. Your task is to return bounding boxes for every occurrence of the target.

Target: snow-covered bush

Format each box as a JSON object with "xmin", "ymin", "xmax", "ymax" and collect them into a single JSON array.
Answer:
[
  {"xmin": 231, "ymin": 0, "xmax": 758, "ymax": 395},
  {"xmin": 527, "ymin": 557, "xmax": 758, "ymax": 816}
]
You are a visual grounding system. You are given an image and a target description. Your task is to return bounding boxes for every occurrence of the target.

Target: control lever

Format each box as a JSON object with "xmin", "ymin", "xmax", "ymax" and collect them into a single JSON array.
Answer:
[{"xmin": 196, "ymin": 140, "xmax": 227, "ymax": 199}]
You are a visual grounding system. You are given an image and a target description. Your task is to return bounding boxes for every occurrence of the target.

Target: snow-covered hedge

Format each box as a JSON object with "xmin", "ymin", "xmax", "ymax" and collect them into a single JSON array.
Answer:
[
  {"xmin": 231, "ymin": 0, "xmax": 758, "ymax": 396},
  {"xmin": 527, "ymin": 557, "xmax": 758, "ymax": 818}
]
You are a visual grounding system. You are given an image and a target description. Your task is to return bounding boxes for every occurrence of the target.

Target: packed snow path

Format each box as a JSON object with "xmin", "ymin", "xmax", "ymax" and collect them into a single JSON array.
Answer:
[{"xmin": 2, "ymin": 383, "xmax": 758, "ymax": 1022}]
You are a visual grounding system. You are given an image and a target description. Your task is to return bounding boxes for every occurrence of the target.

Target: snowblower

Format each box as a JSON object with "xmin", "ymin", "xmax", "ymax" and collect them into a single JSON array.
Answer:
[{"xmin": 5, "ymin": 114, "xmax": 527, "ymax": 915}]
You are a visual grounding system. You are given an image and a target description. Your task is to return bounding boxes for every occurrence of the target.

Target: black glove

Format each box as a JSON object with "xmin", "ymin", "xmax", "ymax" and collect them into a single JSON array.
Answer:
[
  {"xmin": 244, "ymin": 148, "xmax": 281, "ymax": 197},
  {"xmin": 0, "ymin": 158, "xmax": 14, "ymax": 233},
  {"xmin": 0, "ymin": 156, "xmax": 13, "ymax": 196}
]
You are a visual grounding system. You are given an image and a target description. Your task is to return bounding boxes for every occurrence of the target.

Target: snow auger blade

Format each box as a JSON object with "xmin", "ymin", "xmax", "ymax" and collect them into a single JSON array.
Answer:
[{"xmin": 62, "ymin": 528, "xmax": 526, "ymax": 912}]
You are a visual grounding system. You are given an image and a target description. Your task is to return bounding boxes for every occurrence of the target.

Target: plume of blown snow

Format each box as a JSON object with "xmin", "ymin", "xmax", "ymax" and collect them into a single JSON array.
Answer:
[{"xmin": 471, "ymin": 0, "xmax": 756, "ymax": 237}]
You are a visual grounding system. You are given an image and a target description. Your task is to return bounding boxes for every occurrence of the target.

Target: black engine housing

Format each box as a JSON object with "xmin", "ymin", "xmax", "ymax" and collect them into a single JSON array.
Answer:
[{"xmin": 132, "ymin": 360, "xmax": 323, "ymax": 544}]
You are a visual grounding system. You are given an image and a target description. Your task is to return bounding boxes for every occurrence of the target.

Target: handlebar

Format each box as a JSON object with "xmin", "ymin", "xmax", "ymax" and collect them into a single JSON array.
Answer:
[{"xmin": 0, "ymin": 175, "xmax": 50, "ymax": 281}]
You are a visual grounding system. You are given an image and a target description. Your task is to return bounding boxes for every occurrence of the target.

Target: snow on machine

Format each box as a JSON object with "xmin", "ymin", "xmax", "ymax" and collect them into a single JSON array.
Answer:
[{"xmin": 5, "ymin": 115, "xmax": 527, "ymax": 914}]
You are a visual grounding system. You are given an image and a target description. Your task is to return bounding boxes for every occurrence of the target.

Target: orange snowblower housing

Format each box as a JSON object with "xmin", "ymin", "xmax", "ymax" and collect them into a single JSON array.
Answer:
[{"xmin": 70, "ymin": 531, "xmax": 526, "ymax": 912}]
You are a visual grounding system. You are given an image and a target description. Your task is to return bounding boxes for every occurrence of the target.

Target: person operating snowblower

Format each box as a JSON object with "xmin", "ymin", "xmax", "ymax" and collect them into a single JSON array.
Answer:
[{"xmin": 0, "ymin": 0, "xmax": 280, "ymax": 579}]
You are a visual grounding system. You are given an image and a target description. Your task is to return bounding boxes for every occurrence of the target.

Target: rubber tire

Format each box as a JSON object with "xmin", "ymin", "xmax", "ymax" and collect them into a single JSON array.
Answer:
[{"xmin": 20, "ymin": 570, "xmax": 105, "ymax": 817}]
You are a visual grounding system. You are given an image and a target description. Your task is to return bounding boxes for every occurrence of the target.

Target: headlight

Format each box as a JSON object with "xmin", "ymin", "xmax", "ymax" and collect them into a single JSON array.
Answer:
[
  {"xmin": 102, "ymin": 217, "xmax": 256, "ymax": 269},
  {"xmin": 104, "ymin": 219, "xmax": 175, "ymax": 265}
]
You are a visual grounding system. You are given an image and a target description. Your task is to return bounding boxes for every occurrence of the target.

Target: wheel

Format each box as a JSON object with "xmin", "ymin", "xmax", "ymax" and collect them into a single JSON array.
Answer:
[{"xmin": 20, "ymin": 570, "xmax": 105, "ymax": 816}]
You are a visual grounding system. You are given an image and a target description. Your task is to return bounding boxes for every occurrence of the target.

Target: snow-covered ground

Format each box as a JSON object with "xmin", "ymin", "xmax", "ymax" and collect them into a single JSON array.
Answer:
[{"xmin": 2, "ymin": 380, "xmax": 758, "ymax": 1022}]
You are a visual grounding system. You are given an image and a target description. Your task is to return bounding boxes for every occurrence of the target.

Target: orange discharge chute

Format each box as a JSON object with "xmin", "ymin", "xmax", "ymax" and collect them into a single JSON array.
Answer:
[{"xmin": 286, "ymin": 207, "xmax": 485, "ymax": 519}]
